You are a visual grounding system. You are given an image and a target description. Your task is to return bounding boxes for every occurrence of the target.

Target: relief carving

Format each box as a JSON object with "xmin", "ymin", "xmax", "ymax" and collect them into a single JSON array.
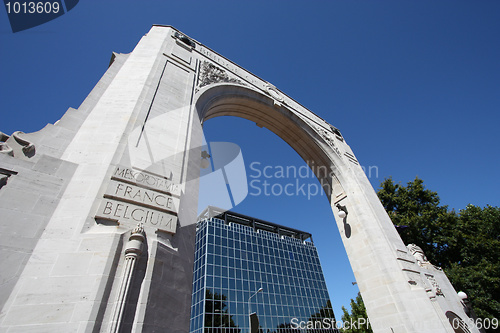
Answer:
[
  {"xmin": 0, "ymin": 169, "xmax": 17, "ymax": 190},
  {"xmin": 0, "ymin": 174, "xmax": 8, "ymax": 189},
  {"xmin": 0, "ymin": 131, "xmax": 35, "ymax": 157},
  {"xmin": 12, "ymin": 131, "xmax": 35, "ymax": 155},
  {"xmin": 425, "ymin": 274, "xmax": 444, "ymax": 297},
  {"xmin": 198, "ymin": 61, "xmax": 245, "ymax": 88},
  {"xmin": 265, "ymin": 83, "xmax": 284, "ymax": 102},
  {"xmin": 407, "ymin": 243, "xmax": 442, "ymax": 270},
  {"xmin": 314, "ymin": 125, "xmax": 342, "ymax": 158},
  {"xmin": 0, "ymin": 131, "xmax": 13, "ymax": 156},
  {"xmin": 0, "ymin": 131, "xmax": 9, "ymax": 142},
  {"xmin": 174, "ymin": 32, "xmax": 195, "ymax": 48}
]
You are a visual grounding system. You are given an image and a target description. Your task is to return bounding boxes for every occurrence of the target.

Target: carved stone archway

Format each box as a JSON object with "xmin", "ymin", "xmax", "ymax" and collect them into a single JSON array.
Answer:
[
  {"xmin": 0, "ymin": 26, "xmax": 476, "ymax": 333},
  {"xmin": 192, "ymin": 82, "xmax": 437, "ymax": 332}
]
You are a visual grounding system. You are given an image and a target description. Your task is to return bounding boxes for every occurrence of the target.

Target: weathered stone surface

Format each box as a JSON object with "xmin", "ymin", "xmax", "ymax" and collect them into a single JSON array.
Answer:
[
  {"xmin": 0, "ymin": 25, "xmax": 475, "ymax": 333},
  {"xmin": 96, "ymin": 198, "xmax": 178, "ymax": 233}
]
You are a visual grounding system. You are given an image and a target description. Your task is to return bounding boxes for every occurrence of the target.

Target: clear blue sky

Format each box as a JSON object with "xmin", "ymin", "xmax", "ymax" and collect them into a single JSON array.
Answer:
[{"xmin": 1, "ymin": 0, "xmax": 499, "ymax": 319}]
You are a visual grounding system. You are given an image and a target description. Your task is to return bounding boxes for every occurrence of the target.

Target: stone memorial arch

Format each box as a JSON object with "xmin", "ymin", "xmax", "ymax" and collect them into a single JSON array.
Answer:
[{"xmin": 0, "ymin": 26, "xmax": 476, "ymax": 332}]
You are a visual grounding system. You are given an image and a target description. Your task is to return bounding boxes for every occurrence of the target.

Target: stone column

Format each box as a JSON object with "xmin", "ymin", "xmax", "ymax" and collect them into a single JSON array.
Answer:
[{"xmin": 108, "ymin": 224, "xmax": 145, "ymax": 333}]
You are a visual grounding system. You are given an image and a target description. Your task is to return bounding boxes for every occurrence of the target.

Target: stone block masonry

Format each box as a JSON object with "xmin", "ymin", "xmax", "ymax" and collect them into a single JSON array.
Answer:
[{"xmin": 0, "ymin": 25, "xmax": 476, "ymax": 333}]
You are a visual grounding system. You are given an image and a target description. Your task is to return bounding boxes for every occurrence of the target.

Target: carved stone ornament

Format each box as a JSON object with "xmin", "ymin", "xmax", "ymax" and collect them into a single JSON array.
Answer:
[
  {"xmin": 198, "ymin": 61, "xmax": 245, "ymax": 88},
  {"xmin": 125, "ymin": 223, "xmax": 146, "ymax": 257},
  {"xmin": 0, "ymin": 169, "xmax": 17, "ymax": 190},
  {"xmin": 0, "ymin": 131, "xmax": 9, "ymax": 142},
  {"xmin": 265, "ymin": 83, "xmax": 284, "ymax": 102},
  {"xmin": 108, "ymin": 222, "xmax": 146, "ymax": 333},
  {"xmin": 0, "ymin": 131, "xmax": 13, "ymax": 156},
  {"xmin": 0, "ymin": 174, "xmax": 8, "ymax": 189},
  {"xmin": 407, "ymin": 243, "xmax": 442, "ymax": 271},
  {"xmin": 425, "ymin": 274, "xmax": 444, "ymax": 297},
  {"xmin": 314, "ymin": 125, "xmax": 342, "ymax": 157},
  {"xmin": 0, "ymin": 131, "xmax": 35, "ymax": 156},
  {"xmin": 174, "ymin": 31, "xmax": 195, "ymax": 48},
  {"xmin": 12, "ymin": 131, "xmax": 35, "ymax": 154}
]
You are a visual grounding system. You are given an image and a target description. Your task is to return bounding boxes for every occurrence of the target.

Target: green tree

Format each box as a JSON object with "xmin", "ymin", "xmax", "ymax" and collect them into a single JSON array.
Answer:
[
  {"xmin": 377, "ymin": 176, "xmax": 454, "ymax": 265},
  {"xmin": 444, "ymin": 204, "xmax": 500, "ymax": 323},
  {"xmin": 204, "ymin": 289, "xmax": 240, "ymax": 333},
  {"xmin": 341, "ymin": 292, "xmax": 372, "ymax": 333},
  {"xmin": 377, "ymin": 177, "xmax": 500, "ymax": 331},
  {"xmin": 308, "ymin": 300, "xmax": 337, "ymax": 332},
  {"xmin": 309, "ymin": 300, "xmax": 335, "ymax": 321}
]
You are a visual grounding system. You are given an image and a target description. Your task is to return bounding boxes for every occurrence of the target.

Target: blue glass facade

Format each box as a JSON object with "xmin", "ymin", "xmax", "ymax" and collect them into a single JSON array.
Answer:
[{"xmin": 190, "ymin": 208, "xmax": 338, "ymax": 333}]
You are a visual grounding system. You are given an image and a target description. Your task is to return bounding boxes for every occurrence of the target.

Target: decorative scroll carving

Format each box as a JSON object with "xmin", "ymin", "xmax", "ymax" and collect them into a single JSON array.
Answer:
[
  {"xmin": 407, "ymin": 243, "xmax": 442, "ymax": 270},
  {"xmin": 12, "ymin": 131, "xmax": 35, "ymax": 155},
  {"xmin": 0, "ymin": 131, "xmax": 13, "ymax": 156},
  {"xmin": 265, "ymin": 83, "xmax": 284, "ymax": 102},
  {"xmin": 198, "ymin": 61, "xmax": 245, "ymax": 88},
  {"xmin": 0, "ymin": 131, "xmax": 36, "ymax": 157},
  {"xmin": 264, "ymin": 83, "xmax": 285, "ymax": 108},
  {"xmin": 0, "ymin": 168, "xmax": 17, "ymax": 190},
  {"xmin": 0, "ymin": 131, "xmax": 9, "ymax": 142},
  {"xmin": 0, "ymin": 144, "xmax": 13, "ymax": 156}
]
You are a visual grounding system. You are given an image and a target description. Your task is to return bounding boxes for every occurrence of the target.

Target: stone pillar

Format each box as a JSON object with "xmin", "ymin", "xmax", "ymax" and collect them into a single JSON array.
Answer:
[
  {"xmin": 108, "ymin": 224, "xmax": 145, "ymax": 333},
  {"xmin": 0, "ymin": 25, "xmax": 477, "ymax": 333}
]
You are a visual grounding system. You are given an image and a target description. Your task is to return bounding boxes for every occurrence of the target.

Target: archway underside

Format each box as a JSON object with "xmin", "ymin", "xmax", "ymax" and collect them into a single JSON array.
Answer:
[{"xmin": 197, "ymin": 87, "xmax": 346, "ymax": 203}]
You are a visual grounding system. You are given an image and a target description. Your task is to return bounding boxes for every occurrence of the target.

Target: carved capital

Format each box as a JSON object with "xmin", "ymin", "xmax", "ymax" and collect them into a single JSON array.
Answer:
[{"xmin": 125, "ymin": 223, "xmax": 146, "ymax": 258}]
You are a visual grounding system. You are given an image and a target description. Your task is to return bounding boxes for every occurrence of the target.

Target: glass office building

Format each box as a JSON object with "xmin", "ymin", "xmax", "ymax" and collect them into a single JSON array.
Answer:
[{"xmin": 190, "ymin": 207, "xmax": 338, "ymax": 333}]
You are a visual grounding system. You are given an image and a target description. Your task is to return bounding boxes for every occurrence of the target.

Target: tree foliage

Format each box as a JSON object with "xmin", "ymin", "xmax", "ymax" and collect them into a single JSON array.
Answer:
[
  {"xmin": 341, "ymin": 292, "xmax": 373, "ymax": 333},
  {"xmin": 205, "ymin": 289, "xmax": 240, "ymax": 332},
  {"xmin": 377, "ymin": 176, "xmax": 451, "ymax": 265},
  {"xmin": 377, "ymin": 177, "xmax": 500, "ymax": 330},
  {"xmin": 309, "ymin": 300, "xmax": 335, "ymax": 321},
  {"xmin": 444, "ymin": 204, "xmax": 500, "ymax": 322}
]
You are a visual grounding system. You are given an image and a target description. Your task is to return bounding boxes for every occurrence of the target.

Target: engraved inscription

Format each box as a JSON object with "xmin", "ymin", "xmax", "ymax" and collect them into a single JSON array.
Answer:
[
  {"xmin": 112, "ymin": 166, "xmax": 180, "ymax": 196},
  {"xmin": 95, "ymin": 165, "xmax": 181, "ymax": 234},
  {"xmin": 105, "ymin": 180, "xmax": 179, "ymax": 214},
  {"xmin": 96, "ymin": 199, "xmax": 177, "ymax": 234}
]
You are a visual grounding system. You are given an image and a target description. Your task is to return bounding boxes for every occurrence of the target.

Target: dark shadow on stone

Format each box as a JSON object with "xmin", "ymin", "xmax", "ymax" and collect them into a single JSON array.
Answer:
[
  {"xmin": 92, "ymin": 235, "xmax": 125, "ymax": 333},
  {"xmin": 344, "ymin": 218, "xmax": 351, "ymax": 238},
  {"xmin": 94, "ymin": 218, "xmax": 120, "ymax": 227},
  {"xmin": 24, "ymin": 146, "xmax": 36, "ymax": 158},
  {"xmin": 120, "ymin": 239, "xmax": 149, "ymax": 333},
  {"xmin": 0, "ymin": 175, "xmax": 9, "ymax": 190}
]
